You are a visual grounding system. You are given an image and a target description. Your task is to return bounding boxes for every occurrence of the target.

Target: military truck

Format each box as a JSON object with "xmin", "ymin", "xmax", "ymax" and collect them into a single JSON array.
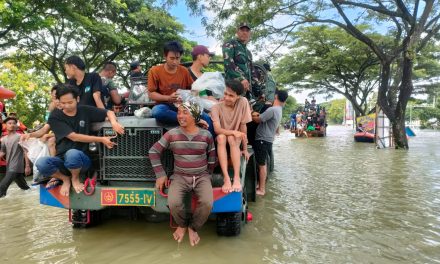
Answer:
[{"xmin": 39, "ymin": 62, "xmax": 275, "ymax": 236}]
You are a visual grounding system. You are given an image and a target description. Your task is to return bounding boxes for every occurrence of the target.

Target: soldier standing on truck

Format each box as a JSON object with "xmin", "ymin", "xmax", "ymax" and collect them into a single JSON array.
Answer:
[
  {"xmin": 149, "ymin": 101, "xmax": 216, "ymax": 246},
  {"xmin": 35, "ymin": 84, "xmax": 124, "ymax": 197},
  {"xmin": 223, "ymin": 22, "xmax": 253, "ymax": 97}
]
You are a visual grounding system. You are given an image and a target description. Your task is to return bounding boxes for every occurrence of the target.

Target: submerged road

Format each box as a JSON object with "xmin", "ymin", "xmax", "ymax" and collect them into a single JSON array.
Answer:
[{"xmin": 0, "ymin": 126, "xmax": 439, "ymax": 263}]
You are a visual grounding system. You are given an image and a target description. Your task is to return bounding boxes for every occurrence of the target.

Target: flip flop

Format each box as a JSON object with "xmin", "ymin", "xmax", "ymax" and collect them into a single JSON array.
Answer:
[
  {"xmin": 45, "ymin": 178, "xmax": 62, "ymax": 190},
  {"xmin": 31, "ymin": 176, "xmax": 52, "ymax": 186}
]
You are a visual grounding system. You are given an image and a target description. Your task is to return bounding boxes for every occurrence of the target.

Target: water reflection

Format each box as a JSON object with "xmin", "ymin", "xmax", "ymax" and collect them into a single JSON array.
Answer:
[{"xmin": 0, "ymin": 126, "xmax": 439, "ymax": 263}]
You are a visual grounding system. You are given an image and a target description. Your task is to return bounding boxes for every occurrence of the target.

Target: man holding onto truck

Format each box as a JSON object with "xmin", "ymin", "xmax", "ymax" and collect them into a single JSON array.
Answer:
[
  {"xmin": 35, "ymin": 84, "xmax": 124, "ymax": 197},
  {"xmin": 251, "ymin": 90, "xmax": 288, "ymax": 196},
  {"xmin": 149, "ymin": 101, "xmax": 216, "ymax": 246}
]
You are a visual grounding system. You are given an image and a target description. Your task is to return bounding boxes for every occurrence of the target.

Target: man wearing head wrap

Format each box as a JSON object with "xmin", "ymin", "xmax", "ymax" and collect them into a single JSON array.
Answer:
[
  {"xmin": 181, "ymin": 101, "xmax": 202, "ymax": 123},
  {"xmin": 149, "ymin": 101, "xmax": 217, "ymax": 246}
]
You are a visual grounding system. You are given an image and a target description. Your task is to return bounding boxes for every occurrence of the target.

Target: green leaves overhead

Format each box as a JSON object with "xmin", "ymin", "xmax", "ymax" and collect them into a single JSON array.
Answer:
[
  {"xmin": 4, "ymin": 0, "xmax": 185, "ymax": 83},
  {"xmin": 0, "ymin": 0, "xmax": 190, "ymax": 126},
  {"xmin": 274, "ymin": 25, "xmax": 380, "ymax": 116},
  {"xmin": 0, "ymin": 60, "xmax": 51, "ymax": 126}
]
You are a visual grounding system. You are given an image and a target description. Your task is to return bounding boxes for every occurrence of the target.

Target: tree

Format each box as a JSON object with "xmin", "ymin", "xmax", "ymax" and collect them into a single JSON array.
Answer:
[
  {"xmin": 0, "ymin": 61, "xmax": 52, "ymax": 126},
  {"xmin": 274, "ymin": 25, "xmax": 381, "ymax": 117},
  {"xmin": 12, "ymin": 0, "xmax": 185, "ymax": 85},
  {"xmin": 186, "ymin": 0, "xmax": 440, "ymax": 149},
  {"xmin": 282, "ymin": 95, "xmax": 299, "ymax": 122},
  {"xmin": 321, "ymin": 99, "xmax": 346, "ymax": 124},
  {"xmin": 0, "ymin": 0, "xmax": 50, "ymax": 49}
]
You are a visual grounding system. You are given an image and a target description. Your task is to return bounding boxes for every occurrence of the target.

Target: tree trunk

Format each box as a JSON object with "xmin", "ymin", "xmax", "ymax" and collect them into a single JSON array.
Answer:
[
  {"xmin": 392, "ymin": 54, "xmax": 414, "ymax": 149},
  {"xmin": 392, "ymin": 106, "xmax": 408, "ymax": 149}
]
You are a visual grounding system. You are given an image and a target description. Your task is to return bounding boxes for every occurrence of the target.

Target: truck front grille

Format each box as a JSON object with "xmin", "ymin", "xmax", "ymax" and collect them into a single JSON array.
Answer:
[{"xmin": 100, "ymin": 127, "xmax": 173, "ymax": 181}]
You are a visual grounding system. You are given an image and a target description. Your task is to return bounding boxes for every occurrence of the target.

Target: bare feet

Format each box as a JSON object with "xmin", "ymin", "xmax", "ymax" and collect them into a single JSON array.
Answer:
[
  {"xmin": 173, "ymin": 227, "xmax": 187, "ymax": 243},
  {"xmin": 188, "ymin": 228, "xmax": 200, "ymax": 246},
  {"xmin": 222, "ymin": 178, "xmax": 232, "ymax": 193},
  {"xmin": 71, "ymin": 178, "xmax": 84, "ymax": 194},
  {"xmin": 59, "ymin": 180, "xmax": 71, "ymax": 196},
  {"xmin": 231, "ymin": 180, "xmax": 242, "ymax": 192},
  {"xmin": 256, "ymin": 189, "xmax": 265, "ymax": 196}
]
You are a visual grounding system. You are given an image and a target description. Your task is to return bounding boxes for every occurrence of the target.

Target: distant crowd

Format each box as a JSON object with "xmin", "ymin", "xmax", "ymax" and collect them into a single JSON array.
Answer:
[{"xmin": 287, "ymin": 97, "xmax": 326, "ymax": 137}]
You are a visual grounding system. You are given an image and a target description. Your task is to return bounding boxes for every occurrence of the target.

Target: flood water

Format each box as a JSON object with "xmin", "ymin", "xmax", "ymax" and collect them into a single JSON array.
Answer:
[{"xmin": 0, "ymin": 126, "xmax": 439, "ymax": 264}]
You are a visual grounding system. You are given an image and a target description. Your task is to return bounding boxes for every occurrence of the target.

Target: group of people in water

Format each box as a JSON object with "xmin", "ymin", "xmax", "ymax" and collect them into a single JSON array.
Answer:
[
  {"xmin": 288, "ymin": 98, "xmax": 326, "ymax": 137},
  {"xmin": 0, "ymin": 23, "xmax": 288, "ymax": 246}
]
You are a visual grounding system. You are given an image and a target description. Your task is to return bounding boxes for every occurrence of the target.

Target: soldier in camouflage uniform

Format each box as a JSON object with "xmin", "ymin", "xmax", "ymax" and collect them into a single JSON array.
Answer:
[{"xmin": 222, "ymin": 22, "xmax": 253, "ymax": 95}]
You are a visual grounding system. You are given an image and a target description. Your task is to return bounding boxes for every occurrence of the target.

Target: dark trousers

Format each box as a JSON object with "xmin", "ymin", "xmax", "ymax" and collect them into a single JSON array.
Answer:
[{"xmin": 0, "ymin": 171, "xmax": 30, "ymax": 197}]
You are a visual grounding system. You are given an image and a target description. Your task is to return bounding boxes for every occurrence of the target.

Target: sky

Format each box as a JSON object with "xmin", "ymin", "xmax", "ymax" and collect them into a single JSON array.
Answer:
[
  {"xmin": 169, "ymin": 3, "xmax": 222, "ymax": 54},
  {"xmin": 168, "ymin": 3, "xmax": 339, "ymax": 104}
]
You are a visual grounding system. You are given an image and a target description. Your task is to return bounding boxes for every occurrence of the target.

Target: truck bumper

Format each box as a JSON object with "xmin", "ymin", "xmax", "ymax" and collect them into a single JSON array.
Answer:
[{"xmin": 40, "ymin": 183, "xmax": 243, "ymax": 213}]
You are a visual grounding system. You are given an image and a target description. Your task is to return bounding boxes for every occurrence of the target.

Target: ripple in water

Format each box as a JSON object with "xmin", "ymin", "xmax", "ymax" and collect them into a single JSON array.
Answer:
[{"xmin": 0, "ymin": 126, "xmax": 439, "ymax": 263}]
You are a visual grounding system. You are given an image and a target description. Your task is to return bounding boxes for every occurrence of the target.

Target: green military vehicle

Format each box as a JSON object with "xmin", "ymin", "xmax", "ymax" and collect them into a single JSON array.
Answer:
[{"xmin": 39, "ymin": 62, "xmax": 275, "ymax": 236}]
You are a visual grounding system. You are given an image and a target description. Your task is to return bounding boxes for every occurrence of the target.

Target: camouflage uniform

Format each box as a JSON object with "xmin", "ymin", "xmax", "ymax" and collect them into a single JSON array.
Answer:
[
  {"xmin": 264, "ymin": 71, "xmax": 276, "ymax": 102},
  {"xmin": 222, "ymin": 38, "xmax": 253, "ymax": 87}
]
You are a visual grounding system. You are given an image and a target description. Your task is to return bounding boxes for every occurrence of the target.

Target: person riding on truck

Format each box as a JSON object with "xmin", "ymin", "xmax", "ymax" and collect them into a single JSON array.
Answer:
[
  {"xmin": 35, "ymin": 84, "xmax": 124, "ymax": 197},
  {"xmin": 149, "ymin": 101, "xmax": 217, "ymax": 246}
]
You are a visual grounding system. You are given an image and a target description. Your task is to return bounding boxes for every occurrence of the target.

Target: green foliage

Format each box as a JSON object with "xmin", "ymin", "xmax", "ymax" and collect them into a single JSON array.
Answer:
[
  {"xmin": 0, "ymin": 0, "xmax": 50, "ymax": 48},
  {"xmin": 8, "ymin": 0, "xmax": 185, "ymax": 86},
  {"xmin": 281, "ymin": 95, "xmax": 298, "ymax": 122},
  {"xmin": 406, "ymin": 98, "xmax": 440, "ymax": 129},
  {"xmin": 273, "ymin": 25, "xmax": 380, "ymax": 117},
  {"xmin": 418, "ymin": 105, "xmax": 440, "ymax": 128},
  {"xmin": 321, "ymin": 99, "xmax": 345, "ymax": 125},
  {"xmin": 183, "ymin": 0, "xmax": 440, "ymax": 148},
  {"xmin": 0, "ymin": 61, "xmax": 53, "ymax": 127}
]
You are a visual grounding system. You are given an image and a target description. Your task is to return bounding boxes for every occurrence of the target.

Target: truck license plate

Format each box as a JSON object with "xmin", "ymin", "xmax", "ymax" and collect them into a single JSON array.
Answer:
[{"xmin": 101, "ymin": 188, "xmax": 155, "ymax": 206}]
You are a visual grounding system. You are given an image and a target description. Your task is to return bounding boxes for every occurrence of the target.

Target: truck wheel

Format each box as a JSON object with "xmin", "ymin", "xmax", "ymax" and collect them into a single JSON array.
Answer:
[
  {"xmin": 245, "ymin": 155, "xmax": 257, "ymax": 202},
  {"xmin": 216, "ymin": 212, "xmax": 242, "ymax": 236}
]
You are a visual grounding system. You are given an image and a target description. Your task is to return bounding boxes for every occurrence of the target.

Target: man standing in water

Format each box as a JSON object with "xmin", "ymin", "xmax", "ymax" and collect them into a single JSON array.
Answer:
[
  {"xmin": 0, "ymin": 116, "xmax": 31, "ymax": 197},
  {"xmin": 251, "ymin": 90, "xmax": 288, "ymax": 196},
  {"xmin": 36, "ymin": 84, "xmax": 124, "ymax": 196},
  {"xmin": 149, "ymin": 101, "xmax": 216, "ymax": 246}
]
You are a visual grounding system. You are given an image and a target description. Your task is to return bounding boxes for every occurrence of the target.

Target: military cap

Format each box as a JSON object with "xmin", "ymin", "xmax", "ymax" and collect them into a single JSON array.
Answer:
[{"xmin": 238, "ymin": 22, "xmax": 251, "ymax": 30}]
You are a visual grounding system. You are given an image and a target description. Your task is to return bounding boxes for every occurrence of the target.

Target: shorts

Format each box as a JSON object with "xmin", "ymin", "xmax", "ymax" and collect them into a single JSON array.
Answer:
[{"xmin": 253, "ymin": 140, "xmax": 272, "ymax": 166}]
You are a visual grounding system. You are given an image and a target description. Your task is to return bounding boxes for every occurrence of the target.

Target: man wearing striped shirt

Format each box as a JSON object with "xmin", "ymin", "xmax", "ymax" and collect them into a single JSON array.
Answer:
[{"xmin": 149, "ymin": 101, "xmax": 217, "ymax": 246}]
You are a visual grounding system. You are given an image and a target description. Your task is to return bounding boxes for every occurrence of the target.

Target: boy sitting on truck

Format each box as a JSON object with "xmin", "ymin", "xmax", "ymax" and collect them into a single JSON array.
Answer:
[
  {"xmin": 149, "ymin": 101, "xmax": 216, "ymax": 246},
  {"xmin": 210, "ymin": 80, "xmax": 252, "ymax": 193}
]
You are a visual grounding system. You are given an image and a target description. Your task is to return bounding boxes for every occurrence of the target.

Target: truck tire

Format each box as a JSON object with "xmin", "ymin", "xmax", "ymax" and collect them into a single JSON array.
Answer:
[
  {"xmin": 216, "ymin": 212, "xmax": 242, "ymax": 236},
  {"xmin": 245, "ymin": 155, "xmax": 257, "ymax": 202}
]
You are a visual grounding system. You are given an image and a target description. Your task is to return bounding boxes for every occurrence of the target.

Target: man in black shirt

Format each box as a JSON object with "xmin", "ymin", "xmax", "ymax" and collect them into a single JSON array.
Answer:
[
  {"xmin": 65, "ymin": 55, "xmax": 105, "ymax": 109},
  {"xmin": 35, "ymin": 84, "xmax": 124, "ymax": 196}
]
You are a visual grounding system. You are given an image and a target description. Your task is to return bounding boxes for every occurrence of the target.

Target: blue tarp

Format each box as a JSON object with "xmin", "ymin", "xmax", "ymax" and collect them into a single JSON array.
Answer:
[{"xmin": 405, "ymin": 127, "xmax": 416, "ymax": 137}]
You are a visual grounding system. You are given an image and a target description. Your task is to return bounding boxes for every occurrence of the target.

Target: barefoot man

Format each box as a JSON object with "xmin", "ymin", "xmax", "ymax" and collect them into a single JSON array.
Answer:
[
  {"xmin": 251, "ymin": 90, "xmax": 288, "ymax": 196},
  {"xmin": 210, "ymin": 79, "xmax": 252, "ymax": 193},
  {"xmin": 149, "ymin": 101, "xmax": 216, "ymax": 246},
  {"xmin": 35, "ymin": 84, "xmax": 124, "ymax": 196}
]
